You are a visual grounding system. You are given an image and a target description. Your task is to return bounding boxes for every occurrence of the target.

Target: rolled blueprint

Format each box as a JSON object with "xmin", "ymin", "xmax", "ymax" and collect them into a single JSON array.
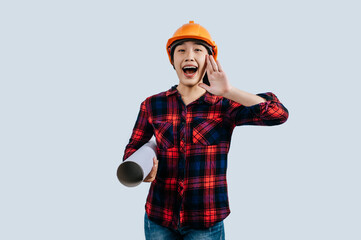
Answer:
[{"xmin": 117, "ymin": 140, "xmax": 157, "ymax": 187}]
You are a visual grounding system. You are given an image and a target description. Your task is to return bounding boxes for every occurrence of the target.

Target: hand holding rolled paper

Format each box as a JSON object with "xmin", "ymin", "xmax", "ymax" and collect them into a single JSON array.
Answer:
[
  {"xmin": 117, "ymin": 140, "xmax": 157, "ymax": 187},
  {"xmin": 143, "ymin": 157, "xmax": 158, "ymax": 182}
]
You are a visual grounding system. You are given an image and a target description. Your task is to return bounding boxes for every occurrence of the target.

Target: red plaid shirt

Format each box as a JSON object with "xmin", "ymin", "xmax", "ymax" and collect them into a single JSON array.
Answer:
[{"xmin": 123, "ymin": 85, "xmax": 288, "ymax": 229}]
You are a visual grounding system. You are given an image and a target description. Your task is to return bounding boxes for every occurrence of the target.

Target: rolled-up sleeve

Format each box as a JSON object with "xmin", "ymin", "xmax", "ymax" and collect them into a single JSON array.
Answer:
[
  {"xmin": 229, "ymin": 92, "xmax": 289, "ymax": 126},
  {"xmin": 122, "ymin": 99, "xmax": 154, "ymax": 161}
]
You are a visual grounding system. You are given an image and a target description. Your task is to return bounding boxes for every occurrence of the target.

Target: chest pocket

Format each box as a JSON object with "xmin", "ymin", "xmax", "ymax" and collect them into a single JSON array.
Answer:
[
  {"xmin": 192, "ymin": 117, "xmax": 224, "ymax": 145},
  {"xmin": 153, "ymin": 120, "xmax": 174, "ymax": 149}
]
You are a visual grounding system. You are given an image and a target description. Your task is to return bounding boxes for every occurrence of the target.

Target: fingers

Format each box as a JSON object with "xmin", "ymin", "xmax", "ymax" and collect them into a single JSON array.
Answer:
[
  {"xmin": 143, "ymin": 157, "xmax": 158, "ymax": 182},
  {"xmin": 207, "ymin": 55, "xmax": 219, "ymax": 72},
  {"xmin": 216, "ymin": 59, "xmax": 223, "ymax": 72},
  {"xmin": 206, "ymin": 55, "xmax": 214, "ymax": 73},
  {"xmin": 152, "ymin": 157, "xmax": 158, "ymax": 172},
  {"xmin": 198, "ymin": 82, "xmax": 211, "ymax": 92}
]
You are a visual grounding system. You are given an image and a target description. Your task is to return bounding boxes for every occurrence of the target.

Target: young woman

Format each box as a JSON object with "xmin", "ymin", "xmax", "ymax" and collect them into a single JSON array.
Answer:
[{"xmin": 122, "ymin": 20, "xmax": 289, "ymax": 240}]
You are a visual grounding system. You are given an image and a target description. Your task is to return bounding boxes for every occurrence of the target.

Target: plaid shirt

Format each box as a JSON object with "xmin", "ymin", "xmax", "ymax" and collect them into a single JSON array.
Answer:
[{"xmin": 123, "ymin": 85, "xmax": 288, "ymax": 229}]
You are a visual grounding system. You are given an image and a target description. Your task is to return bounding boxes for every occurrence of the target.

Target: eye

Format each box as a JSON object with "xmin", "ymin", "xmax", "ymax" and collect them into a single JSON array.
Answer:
[
  {"xmin": 195, "ymin": 48, "xmax": 202, "ymax": 52},
  {"xmin": 177, "ymin": 49, "xmax": 185, "ymax": 52}
]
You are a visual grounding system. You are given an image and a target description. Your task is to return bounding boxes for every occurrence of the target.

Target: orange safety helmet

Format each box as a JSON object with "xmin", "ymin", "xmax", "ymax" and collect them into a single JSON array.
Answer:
[{"xmin": 166, "ymin": 21, "xmax": 218, "ymax": 64}]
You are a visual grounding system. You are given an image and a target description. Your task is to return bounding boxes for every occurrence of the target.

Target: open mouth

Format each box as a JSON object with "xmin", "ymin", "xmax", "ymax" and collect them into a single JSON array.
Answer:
[{"xmin": 182, "ymin": 65, "xmax": 198, "ymax": 78}]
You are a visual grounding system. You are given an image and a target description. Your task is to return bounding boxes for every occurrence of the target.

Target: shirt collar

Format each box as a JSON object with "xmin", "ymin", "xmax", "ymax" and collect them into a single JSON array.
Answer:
[
  {"xmin": 165, "ymin": 85, "xmax": 221, "ymax": 105},
  {"xmin": 203, "ymin": 92, "xmax": 221, "ymax": 105},
  {"xmin": 165, "ymin": 85, "xmax": 178, "ymax": 96}
]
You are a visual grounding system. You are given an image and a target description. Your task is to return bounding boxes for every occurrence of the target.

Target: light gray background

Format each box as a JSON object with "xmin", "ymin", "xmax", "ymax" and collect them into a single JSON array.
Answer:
[{"xmin": 1, "ymin": 0, "xmax": 360, "ymax": 239}]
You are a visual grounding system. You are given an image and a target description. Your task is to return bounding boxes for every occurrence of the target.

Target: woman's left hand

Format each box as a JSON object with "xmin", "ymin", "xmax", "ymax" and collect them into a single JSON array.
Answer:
[{"xmin": 198, "ymin": 55, "xmax": 232, "ymax": 96}]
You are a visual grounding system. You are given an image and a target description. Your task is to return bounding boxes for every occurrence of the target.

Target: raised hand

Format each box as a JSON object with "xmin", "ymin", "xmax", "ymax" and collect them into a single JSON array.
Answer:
[{"xmin": 198, "ymin": 55, "xmax": 231, "ymax": 96}]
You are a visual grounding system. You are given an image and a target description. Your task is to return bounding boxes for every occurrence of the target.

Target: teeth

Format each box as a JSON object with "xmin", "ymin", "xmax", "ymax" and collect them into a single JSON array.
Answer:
[{"xmin": 183, "ymin": 66, "xmax": 197, "ymax": 70}]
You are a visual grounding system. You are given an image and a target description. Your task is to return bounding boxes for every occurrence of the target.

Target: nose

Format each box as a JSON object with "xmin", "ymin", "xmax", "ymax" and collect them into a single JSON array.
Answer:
[{"xmin": 185, "ymin": 50, "xmax": 195, "ymax": 62}]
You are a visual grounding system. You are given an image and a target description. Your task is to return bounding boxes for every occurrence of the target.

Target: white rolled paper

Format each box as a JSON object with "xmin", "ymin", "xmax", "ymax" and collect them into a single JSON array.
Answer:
[{"xmin": 117, "ymin": 140, "xmax": 157, "ymax": 187}]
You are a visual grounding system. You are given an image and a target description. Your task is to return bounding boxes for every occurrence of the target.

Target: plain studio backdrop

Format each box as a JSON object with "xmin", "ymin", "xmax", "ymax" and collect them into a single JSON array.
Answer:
[{"xmin": 1, "ymin": 0, "xmax": 360, "ymax": 239}]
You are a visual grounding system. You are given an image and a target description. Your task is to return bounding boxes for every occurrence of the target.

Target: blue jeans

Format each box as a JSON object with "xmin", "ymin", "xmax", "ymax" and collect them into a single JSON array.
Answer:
[{"xmin": 144, "ymin": 213, "xmax": 225, "ymax": 240}]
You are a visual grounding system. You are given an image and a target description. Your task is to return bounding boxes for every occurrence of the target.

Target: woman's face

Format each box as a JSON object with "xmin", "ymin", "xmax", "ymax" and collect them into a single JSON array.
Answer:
[{"xmin": 173, "ymin": 41, "xmax": 209, "ymax": 88}]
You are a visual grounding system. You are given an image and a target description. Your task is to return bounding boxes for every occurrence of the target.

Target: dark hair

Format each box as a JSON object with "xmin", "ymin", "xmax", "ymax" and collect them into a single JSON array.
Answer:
[{"xmin": 203, "ymin": 73, "xmax": 210, "ymax": 86}]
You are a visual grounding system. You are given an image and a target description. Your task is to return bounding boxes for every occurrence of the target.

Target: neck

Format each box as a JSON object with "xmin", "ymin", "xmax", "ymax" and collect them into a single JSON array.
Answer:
[
  {"xmin": 176, "ymin": 84, "xmax": 206, "ymax": 105},
  {"xmin": 177, "ymin": 84, "xmax": 205, "ymax": 97}
]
